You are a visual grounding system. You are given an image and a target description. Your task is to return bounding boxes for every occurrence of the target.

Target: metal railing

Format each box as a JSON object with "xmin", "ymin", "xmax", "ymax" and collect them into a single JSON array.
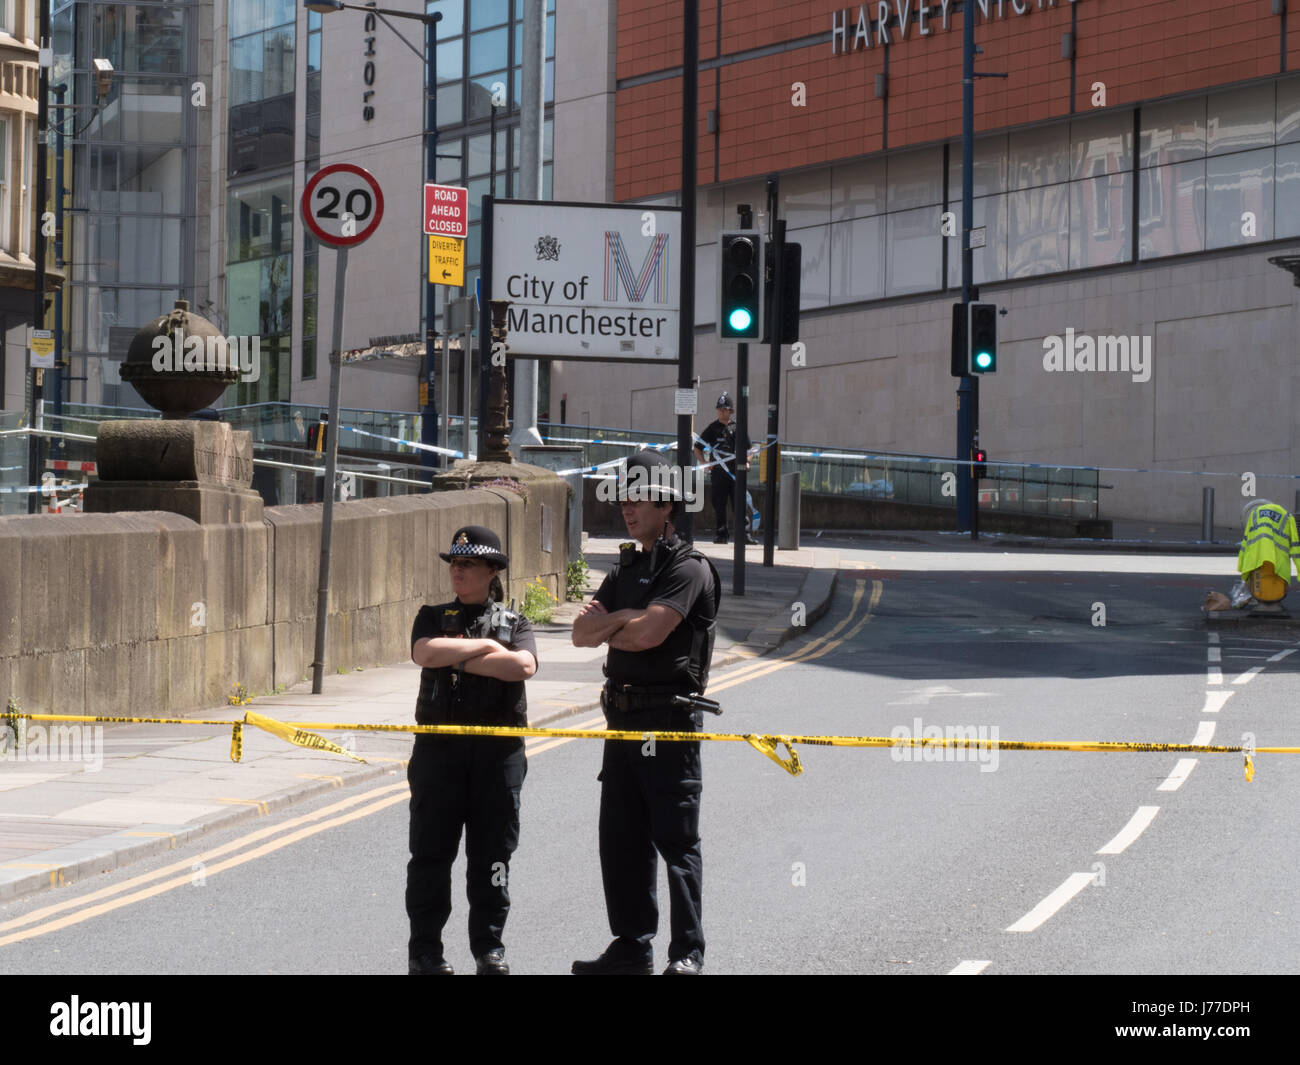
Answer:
[{"xmin": 3, "ymin": 408, "xmax": 1097, "ymax": 523}]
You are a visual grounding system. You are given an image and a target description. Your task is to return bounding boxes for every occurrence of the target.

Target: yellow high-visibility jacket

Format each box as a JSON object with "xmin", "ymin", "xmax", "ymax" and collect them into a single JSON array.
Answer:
[{"xmin": 1237, "ymin": 503, "xmax": 1300, "ymax": 585}]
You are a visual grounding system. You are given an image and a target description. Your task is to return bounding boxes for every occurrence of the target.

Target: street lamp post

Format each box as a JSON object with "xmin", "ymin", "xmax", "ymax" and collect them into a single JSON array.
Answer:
[
  {"xmin": 27, "ymin": 3, "xmax": 50, "ymax": 513},
  {"xmin": 306, "ymin": 1, "xmax": 442, "ymax": 468}
]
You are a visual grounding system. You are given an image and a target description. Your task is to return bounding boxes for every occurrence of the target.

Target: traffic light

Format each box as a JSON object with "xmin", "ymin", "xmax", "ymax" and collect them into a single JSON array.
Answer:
[
  {"xmin": 763, "ymin": 241, "xmax": 801, "ymax": 344},
  {"xmin": 718, "ymin": 231, "xmax": 763, "ymax": 341},
  {"xmin": 973, "ymin": 447, "xmax": 988, "ymax": 479},
  {"xmin": 968, "ymin": 302, "xmax": 997, "ymax": 373}
]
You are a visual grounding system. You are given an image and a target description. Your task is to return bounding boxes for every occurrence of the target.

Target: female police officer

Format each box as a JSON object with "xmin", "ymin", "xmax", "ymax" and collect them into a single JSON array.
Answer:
[{"xmin": 407, "ymin": 525, "xmax": 538, "ymax": 976}]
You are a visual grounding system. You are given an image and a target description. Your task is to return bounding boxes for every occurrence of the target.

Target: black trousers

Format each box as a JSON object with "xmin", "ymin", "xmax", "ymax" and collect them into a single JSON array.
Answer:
[
  {"xmin": 710, "ymin": 471, "xmax": 734, "ymax": 537},
  {"xmin": 406, "ymin": 734, "xmax": 526, "ymax": 960},
  {"xmin": 597, "ymin": 705, "xmax": 704, "ymax": 962}
]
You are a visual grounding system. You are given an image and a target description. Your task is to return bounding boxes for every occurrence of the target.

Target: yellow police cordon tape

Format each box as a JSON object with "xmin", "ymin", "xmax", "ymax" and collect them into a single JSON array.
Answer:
[{"xmin": 7, "ymin": 711, "xmax": 1300, "ymax": 781}]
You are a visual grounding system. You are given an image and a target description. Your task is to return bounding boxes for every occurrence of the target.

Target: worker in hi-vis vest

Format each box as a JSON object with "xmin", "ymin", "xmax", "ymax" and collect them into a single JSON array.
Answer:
[{"xmin": 1237, "ymin": 499, "xmax": 1300, "ymax": 603}]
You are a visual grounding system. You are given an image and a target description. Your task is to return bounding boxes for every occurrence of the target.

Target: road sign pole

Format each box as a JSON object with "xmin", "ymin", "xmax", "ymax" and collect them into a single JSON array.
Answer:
[
  {"xmin": 422, "ymin": 13, "xmax": 439, "ymax": 471},
  {"xmin": 312, "ymin": 246, "xmax": 349, "ymax": 695},
  {"xmin": 677, "ymin": 0, "xmax": 699, "ymax": 542}
]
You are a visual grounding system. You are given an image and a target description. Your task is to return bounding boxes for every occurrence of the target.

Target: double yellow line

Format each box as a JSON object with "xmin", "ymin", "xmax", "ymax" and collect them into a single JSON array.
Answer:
[
  {"xmin": 709, "ymin": 579, "xmax": 879, "ymax": 694},
  {"xmin": 0, "ymin": 783, "xmax": 410, "ymax": 949}
]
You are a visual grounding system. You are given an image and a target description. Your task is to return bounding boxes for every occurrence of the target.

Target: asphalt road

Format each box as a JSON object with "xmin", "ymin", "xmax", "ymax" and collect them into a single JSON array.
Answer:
[{"xmin": 2, "ymin": 545, "xmax": 1297, "ymax": 977}]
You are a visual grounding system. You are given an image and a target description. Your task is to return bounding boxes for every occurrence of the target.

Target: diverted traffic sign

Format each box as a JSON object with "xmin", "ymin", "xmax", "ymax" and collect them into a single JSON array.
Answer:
[
  {"xmin": 29, "ymin": 328, "xmax": 54, "ymax": 368},
  {"xmin": 424, "ymin": 183, "xmax": 468, "ymax": 237},
  {"xmin": 302, "ymin": 163, "xmax": 384, "ymax": 248},
  {"xmin": 429, "ymin": 235, "xmax": 465, "ymax": 287}
]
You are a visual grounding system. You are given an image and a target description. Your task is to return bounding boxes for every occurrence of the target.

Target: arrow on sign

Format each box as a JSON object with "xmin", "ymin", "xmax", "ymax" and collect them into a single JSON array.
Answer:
[{"xmin": 442, "ymin": 270, "xmax": 452, "ymax": 279}]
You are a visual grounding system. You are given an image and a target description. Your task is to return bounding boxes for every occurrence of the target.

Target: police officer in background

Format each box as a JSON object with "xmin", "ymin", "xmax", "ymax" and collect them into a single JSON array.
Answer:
[
  {"xmin": 693, "ymin": 392, "xmax": 755, "ymax": 545},
  {"xmin": 571, "ymin": 451, "xmax": 722, "ymax": 975},
  {"xmin": 408, "ymin": 526, "xmax": 538, "ymax": 975}
]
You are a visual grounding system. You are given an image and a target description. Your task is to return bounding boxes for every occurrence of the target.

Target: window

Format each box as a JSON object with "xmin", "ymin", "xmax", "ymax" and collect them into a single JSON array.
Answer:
[
  {"xmin": 1205, "ymin": 148, "xmax": 1273, "ymax": 248},
  {"xmin": 0, "ymin": 117, "xmax": 9, "ymax": 251},
  {"xmin": 22, "ymin": 117, "xmax": 32, "ymax": 257}
]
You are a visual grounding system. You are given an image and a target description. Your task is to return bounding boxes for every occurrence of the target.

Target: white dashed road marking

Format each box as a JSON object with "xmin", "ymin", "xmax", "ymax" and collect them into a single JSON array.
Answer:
[
  {"xmin": 1006, "ymin": 873, "xmax": 1096, "ymax": 933},
  {"xmin": 948, "ymin": 959, "xmax": 992, "ymax": 975},
  {"xmin": 1157, "ymin": 759, "xmax": 1198, "ymax": 792},
  {"xmin": 1201, "ymin": 691, "xmax": 1233, "ymax": 714},
  {"xmin": 1097, "ymin": 805, "xmax": 1160, "ymax": 856}
]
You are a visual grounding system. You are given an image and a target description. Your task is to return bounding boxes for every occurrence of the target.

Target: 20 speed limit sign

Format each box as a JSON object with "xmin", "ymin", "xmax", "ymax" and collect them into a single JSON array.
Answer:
[{"xmin": 301, "ymin": 163, "xmax": 385, "ymax": 248}]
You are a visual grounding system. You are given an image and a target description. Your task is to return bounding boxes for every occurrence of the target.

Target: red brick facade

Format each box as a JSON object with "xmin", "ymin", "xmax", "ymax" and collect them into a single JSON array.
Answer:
[{"xmin": 615, "ymin": 0, "xmax": 1287, "ymax": 200}]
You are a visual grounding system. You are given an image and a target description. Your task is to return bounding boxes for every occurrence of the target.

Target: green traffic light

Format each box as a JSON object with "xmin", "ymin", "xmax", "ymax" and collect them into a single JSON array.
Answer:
[
  {"xmin": 974, "ymin": 350, "xmax": 993, "ymax": 370},
  {"xmin": 728, "ymin": 307, "xmax": 753, "ymax": 333}
]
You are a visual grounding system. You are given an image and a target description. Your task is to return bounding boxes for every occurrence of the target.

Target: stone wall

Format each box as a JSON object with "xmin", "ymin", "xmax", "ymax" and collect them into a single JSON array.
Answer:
[{"xmin": 0, "ymin": 481, "xmax": 569, "ymax": 718}]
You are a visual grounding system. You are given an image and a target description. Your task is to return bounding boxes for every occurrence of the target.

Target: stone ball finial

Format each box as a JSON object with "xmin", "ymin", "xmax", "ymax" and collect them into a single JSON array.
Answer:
[{"xmin": 118, "ymin": 298, "xmax": 241, "ymax": 418}]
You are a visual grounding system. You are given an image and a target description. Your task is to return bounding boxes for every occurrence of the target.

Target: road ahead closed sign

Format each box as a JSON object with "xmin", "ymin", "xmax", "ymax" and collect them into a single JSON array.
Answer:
[
  {"xmin": 424, "ymin": 184, "xmax": 468, "ymax": 237},
  {"xmin": 491, "ymin": 200, "xmax": 681, "ymax": 361}
]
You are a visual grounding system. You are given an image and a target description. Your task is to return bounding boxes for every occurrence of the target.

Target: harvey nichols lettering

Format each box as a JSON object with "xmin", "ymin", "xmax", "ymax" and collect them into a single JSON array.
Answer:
[{"xmin": 832, "ymin": 0, "xmax": 1079, "ymax": 53}]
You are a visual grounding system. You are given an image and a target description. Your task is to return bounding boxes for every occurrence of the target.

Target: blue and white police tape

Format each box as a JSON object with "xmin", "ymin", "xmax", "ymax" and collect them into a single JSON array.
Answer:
[
  {"xmin": 0, "ymin": 484, "xmax": 84, "ymax": 495},
  {"xmin": 555, "ymin": 441, "xmax": 675, "ymax": 478},
  {"xmin": 542, "ymin": 434, "xmax": 663, "ymax": 449},
  {"xmin": 340, "ymin": 424, "xmax": 474, "ymax": 460}
]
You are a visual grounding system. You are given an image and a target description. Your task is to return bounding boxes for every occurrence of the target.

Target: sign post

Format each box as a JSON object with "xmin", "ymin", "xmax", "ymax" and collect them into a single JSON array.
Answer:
[
  {"xmin": 29, "ymin": 329, "xmax": 55, "ymax": 369},
  {"xmin": 301, "ymin": 163, "xmax": 384, "ymax": 695}
]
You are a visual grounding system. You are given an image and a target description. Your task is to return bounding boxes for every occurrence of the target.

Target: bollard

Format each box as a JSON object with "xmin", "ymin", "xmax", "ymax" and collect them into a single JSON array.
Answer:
[
  {"xmin": 1201, "ymin": 486, "xmax": 1214, "ymax": 542},
  {"xmin": 778, "ymin": 471, "xmax": 801, "ymax": 550}
]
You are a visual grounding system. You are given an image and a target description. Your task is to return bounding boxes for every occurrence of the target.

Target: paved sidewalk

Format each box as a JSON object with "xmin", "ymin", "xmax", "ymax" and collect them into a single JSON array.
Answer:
[{"xmin": 0, "ymin": 536, "xmax": 839, "ymax": 903}]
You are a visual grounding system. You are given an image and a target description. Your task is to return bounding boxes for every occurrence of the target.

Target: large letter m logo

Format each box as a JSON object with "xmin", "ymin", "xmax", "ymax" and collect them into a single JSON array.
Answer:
[{"xmin": 603, "ymin": 232, "xmax": 670, "ymax": 303}]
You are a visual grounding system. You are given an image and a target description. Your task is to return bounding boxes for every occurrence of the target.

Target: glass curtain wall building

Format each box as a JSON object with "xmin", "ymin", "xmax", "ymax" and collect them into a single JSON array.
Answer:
[
  {"xmin": 688, "ymin": 79, "xmax": 1300, "ymax": 322},
  {"xmin": 0, "ymin": 0, "xmax": 40, "ymax": 413},
  {"xmin": 226, "ymin": 0, "xmax": 299, "ymax": 406},
  {"xmin": 429, "ymin": 0, "xmax": 555, "ymax": 329},
  {"xmin": 52, "ymin": 0, "xmax": 201, "ymax": 408}
]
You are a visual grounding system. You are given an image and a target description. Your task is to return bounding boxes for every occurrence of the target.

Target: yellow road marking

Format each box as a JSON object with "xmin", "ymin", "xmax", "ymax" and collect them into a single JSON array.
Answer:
[
  {"xmin": 0, "ymin": 782, "xmax": 409, "ymax": 938},
  {"xmin": 0, "ymin": 791, "xmax": 409, "ymax": 950},
  {"xmin": 713, "ymin": 581, "xmax": 880, "ymax": 691},
  {"xmin": 708, "ymin": 581, "xmax": 875, "ymax": 694}
]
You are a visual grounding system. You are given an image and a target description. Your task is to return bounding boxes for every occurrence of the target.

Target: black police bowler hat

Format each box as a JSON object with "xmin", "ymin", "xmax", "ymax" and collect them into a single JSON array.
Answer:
[
  {"xmin": 439, "ymin": 525, "xmax": 509, "ymax": 568},
  {"xmin": 715, "ymin": 392, "xmax": 734, "ymax": 410}
]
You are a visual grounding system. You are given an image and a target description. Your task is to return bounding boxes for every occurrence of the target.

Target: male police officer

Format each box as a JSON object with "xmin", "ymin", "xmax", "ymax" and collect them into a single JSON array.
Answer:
[
  {"xmin": 693, "ymin": 392, "xmax": 754, "ymax": 544},
  {"xmin": 408, "ymin": 525, "xmax": 538, "ymax": 976},
  {"xmin": 571, "ymin": 451, "xmax": 721, "ymax": 975}
]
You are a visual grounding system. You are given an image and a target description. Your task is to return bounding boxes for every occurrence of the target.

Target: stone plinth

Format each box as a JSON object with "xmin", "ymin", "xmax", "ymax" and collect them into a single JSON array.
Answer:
[{"xmin": 84, "ymin": 420, "xmax": 264, "ymax": 524}]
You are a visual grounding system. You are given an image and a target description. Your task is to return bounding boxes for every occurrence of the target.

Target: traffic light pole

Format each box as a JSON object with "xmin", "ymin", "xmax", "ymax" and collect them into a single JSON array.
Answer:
[
  {"xmin": 763, "ymin": 177, "xmax": 784, "ymax": 569},
  {"xmin": 956, "ymin": 0, "xmax": 977, "ymax": 540},
  {"xmin": 677, "ymin": 0, "xmax": 699, "ymax": 542},
  {"xmin": 733, "ymin": 202, "xmax": 752, "ymax": 595}
]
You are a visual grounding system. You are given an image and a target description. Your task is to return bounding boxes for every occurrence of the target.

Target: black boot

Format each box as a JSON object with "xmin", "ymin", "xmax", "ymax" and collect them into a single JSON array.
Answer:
[{"xmin": 572, "ymin": 943, "xmax": 654, "ymax": 975}]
